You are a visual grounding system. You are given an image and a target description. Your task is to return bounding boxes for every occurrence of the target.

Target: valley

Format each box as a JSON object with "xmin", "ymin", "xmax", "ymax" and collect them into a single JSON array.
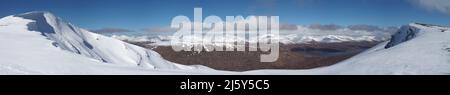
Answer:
[{"xmin": 126, "ymin": 41, "xmax": 380, "ymax": 71}]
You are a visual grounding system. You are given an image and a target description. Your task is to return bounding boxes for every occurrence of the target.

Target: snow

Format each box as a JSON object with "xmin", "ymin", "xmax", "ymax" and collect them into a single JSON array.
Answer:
[
  {"xmin": 247, "ymin": 23, "xmax": 450, "ymax": 75},
  {"xmin": 14, "ymin": 12, "xmax": 206, "ymax": 69},
  {"xmin": 0, "ymin": 12, "xmax": 216, "ymax": 74},
  {"xmin": 1, "ymin": 11, "xmax": 449, "ymax": 75},
  {"xmin": 385, "ymin": 24, "xmax": 420, "ymax": 48},
  {"xmin": 327, "ymin": 25, "xmax": 450, "ymax": 74},
  {"xmin": 109, "ymin": 25, "xmax": 394, "ymax": 47}
]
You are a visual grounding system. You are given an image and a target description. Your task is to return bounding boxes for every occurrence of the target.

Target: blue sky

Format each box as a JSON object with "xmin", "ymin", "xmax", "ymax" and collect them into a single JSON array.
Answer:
[{"xmin": 1, "ymin": 0, "xmax": 449, "ymax": 32}]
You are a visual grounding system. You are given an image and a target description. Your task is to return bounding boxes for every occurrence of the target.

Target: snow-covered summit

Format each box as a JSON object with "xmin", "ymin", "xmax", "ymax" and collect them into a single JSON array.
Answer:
[
  {"xmin": 247, "ymin": 23, "xmax": 450, "ymax": 75},
  {"xmin": 385, "ymin": 23, "xmax": 449, "ymax": 48},
  {"xmin": 318, "ymin": 23, "xmax": 450, "ymax": 74},
  {"xmin": 0, "ymin": 11, "xmax": 211, "ymax": 74},
  {"xmin": 14, "ymin": 11, "xmax": 184, "ymax": 69}
]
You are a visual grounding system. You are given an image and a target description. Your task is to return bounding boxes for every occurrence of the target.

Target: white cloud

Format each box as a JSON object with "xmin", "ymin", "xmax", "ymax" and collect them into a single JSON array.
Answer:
[
  {"xmin": 413, "ymin": 0, "xmax": 450, "ymax": 15},
  {"xmin": 90, "ymin": 28, "xmax": 133, "ymax": 33}
]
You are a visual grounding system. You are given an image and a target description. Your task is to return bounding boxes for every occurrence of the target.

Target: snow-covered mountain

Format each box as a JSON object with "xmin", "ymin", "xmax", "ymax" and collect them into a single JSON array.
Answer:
[
  {"xmin": 0, "ymin": 12, "xmax": 211, "ymax": 74},
  {"xmin": 111, "ymin": 33, "xmax": 389, "ymax": 45},
  {"xmin": 326, "ymin": 23, "xmax": 450, "ymax": 74},
  {"xmin": 248, "ymin": 23, "xmax": 450, "ymax": 75},
  {"xmin": 108, "ymin": 25, "xmax": 395, "ymax": 46}
]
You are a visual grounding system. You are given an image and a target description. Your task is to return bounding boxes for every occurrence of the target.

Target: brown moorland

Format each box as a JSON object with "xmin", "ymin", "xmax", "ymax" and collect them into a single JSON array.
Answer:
[{"xmin": 126, "ymin": 41, "xmax": 380, "ymax": 71}]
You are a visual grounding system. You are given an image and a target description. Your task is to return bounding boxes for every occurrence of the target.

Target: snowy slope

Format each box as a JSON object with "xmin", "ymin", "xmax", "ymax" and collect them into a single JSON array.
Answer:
[
  {"xmin": 247, "ymin": 23, "xmax": 450, "ymax": 75},
  {"xmin": 324, "ymin": 23, "xmax": 450, "ymax": 74},
  {"xmin": 0, "ymin": 12, "xmax": 214, "ymax": 74}
]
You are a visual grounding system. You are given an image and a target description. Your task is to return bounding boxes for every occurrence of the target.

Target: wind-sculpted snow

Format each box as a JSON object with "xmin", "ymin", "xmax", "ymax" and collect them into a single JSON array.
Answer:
[
  {"xmin": 386, "ymin": 23, "xmax": 450, "ymax": 48},
  {"xmin": 16, "ymin": 12, "xmax": 55, "ymax": 34},
  {"xmin": 385, "ymin": 24, "xmax": 420, "ymax": 48}
]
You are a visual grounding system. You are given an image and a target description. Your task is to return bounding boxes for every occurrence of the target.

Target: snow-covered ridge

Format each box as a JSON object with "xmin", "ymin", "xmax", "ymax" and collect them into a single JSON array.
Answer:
[
  {"xmin": 245, "ymin": 23, "xmax": 450, "ymax": 75},
  {"xmin": 12, "ymin": 11, "xmax": 201, "ymax": 70},
  {"xmin": 319, "ymin": 23, "xmax": 450, "ymax": 74},
  {"xmin": 385, "ymin": 23, "xmax": 450, "ymax": 48}
]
